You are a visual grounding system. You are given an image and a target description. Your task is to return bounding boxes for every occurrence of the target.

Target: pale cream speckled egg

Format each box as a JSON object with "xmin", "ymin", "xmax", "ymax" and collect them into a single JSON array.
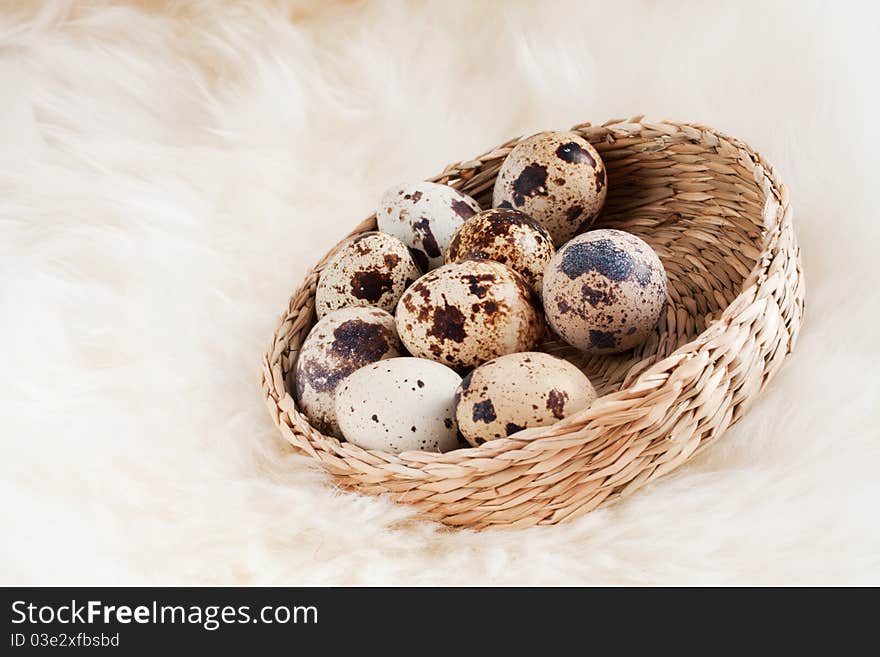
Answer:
[
  {"xmin": 542, "ymin": 229, "xmax": 667, "ymax": 354},
  {"xmin": 294, "ymin": 307, "xmax": 402, "ymax": 436},
  {"xmin": 445, "ymin": 208, "xmax": 555, "ymax": 294},
  {"xmin": 395, "ymin": 260, "xmax": 543, "ymax": 369},
  {"xmin": 454, "ymin": 352, "xmax": 597, "ymax": 446},
  {"xmin": 316, "ymin": 232, "xmax": 420, "ymax": 318},
  {"xmin": 377, "ymin": 181, "xmax": 482, "ymax": 271},
  {"xmin": 335, "ymin": 357, "xmax": 461, "ymax": 454},
  {"xmin": 492, "ymin": 131, "xmax": 607, "ymax": 245}
]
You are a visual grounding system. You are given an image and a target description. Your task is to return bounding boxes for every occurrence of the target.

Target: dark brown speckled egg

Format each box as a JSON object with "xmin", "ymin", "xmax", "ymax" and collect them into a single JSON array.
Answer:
[
  {"xmin": 492, "ymin": 131, "xmax": 607, "ymax": 245},
  {"xmin": 454, "ymin": 352, "xmax": 597, "ymax": 447},
  {"xmin": 377, "ymin": 181, "xmax": 482, "ymax": 271},
  {"xmin": 542, "ymin": 229, "xmax": 667, "ymax": 354},
  {"xmin": 395, "ymin": 260, "xmax": 543, "ymax": 369},
  {"xmin": 445, "ymin": 208, "xmax": 555, "ymax": 294},
  {"xmin": 316, "ymin": 232, "xmax": 420, "ymax": 318},
  {"xmin": 294, "ymin": 307, "xmax": 402, "ymax": 436}
]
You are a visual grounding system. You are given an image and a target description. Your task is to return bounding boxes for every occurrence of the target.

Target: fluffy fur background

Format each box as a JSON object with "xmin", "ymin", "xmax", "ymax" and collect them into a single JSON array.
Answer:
[{"xmin": 2, "ymin": 0, "xmax": 878, "ymax": 585}]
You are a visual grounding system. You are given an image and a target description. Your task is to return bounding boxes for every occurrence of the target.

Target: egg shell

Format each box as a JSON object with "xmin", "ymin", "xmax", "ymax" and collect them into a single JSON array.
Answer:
[
  {"xmin": 454, "ymin": 352, "xmax": 597, "ymax": 446},
  {"xmin": 395, "ymin": 259, "xmax": 543, "ymax": 369},
  {"xmin": 445, "ymin": 208, "xmax": 555, "ymax": 294},
  {"xmin": 377, "ymin": 181, "xmax": 482, "ymax": 271},
  {"xmin": 294, "ymin": 307, "xmax": 402, "ymax": 436},
  {"xmin": 492, "ymin": 131, "xmax": 607, "ymax": 245},
  {"xmin": 316, "ymin": 232, "xmax": 420, "ymax": 318},
  {"xmin": 542, "ymin": 229, "xmax": 667, "ymax": 354},
  {"xmin": 335, "ymin": 357, "xmax": 461, "ymax": 454}
]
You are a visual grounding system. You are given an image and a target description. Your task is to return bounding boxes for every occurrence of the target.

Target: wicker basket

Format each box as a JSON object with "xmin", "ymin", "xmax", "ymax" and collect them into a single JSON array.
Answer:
[{"xmin": 261, "ymin": 117, "xmax": 805, "ymax": 530}]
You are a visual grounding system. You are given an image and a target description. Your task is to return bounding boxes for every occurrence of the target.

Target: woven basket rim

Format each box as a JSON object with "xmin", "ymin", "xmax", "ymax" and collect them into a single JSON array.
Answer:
[{"xmin": 261, "ymin": 116, "xmax": 805, "ymax": 528}]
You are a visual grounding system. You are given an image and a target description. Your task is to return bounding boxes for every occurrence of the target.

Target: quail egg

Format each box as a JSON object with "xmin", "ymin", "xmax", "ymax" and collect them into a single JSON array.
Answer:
[
  {"xmin": 316, "ymin": 232, "xmax": 420, "ymax": 318},
  {"xmin": 492, "ymin": 131, "xmax": 607, "ymax": 245},
  {"xmin": 377, "ymin": 181, "xmax": 482, "ymax": 271},
  {"xmin": 445, "ymin": 208, "xmax": 555, "ymax": 294},
  {"xmin": 454, "ymin": 352, "xmax": 597, "ymax": 446},
  {"xmin": 294, "ymin": 307, "xmax": 402, "ymax": 436},
  {"xmin": 542, "ymin": 229, "xmax": 667, "ymax": 354},
  {"xmin": 335, "ymin": 357, "xmax": 461, "ymax": 454},
  {"xmin": 395, "ymin": 260, "xmax": 543, "ymax": 369}
]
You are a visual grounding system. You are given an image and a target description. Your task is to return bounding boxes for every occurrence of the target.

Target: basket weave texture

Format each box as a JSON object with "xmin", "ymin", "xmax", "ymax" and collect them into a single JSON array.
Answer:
[{"xmin": 261, "ymin": 117, "xmax": 805, "ymax": 529}]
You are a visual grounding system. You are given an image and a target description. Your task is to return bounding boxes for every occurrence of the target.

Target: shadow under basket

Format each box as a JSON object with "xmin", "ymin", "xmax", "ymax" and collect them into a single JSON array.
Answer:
[{"xmin": 261, "ymin": 117, "xmax": 805, "ymax": 530}]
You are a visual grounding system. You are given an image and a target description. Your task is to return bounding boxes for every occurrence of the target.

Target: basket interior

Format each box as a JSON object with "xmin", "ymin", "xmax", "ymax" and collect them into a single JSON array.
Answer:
[
  {"xmin": 458, "ymin": 134, "xmax": 765, "ymax": 397},
  {"xmin": 285, "ymin": 123, "xmax": 768, "ymax": 423}
]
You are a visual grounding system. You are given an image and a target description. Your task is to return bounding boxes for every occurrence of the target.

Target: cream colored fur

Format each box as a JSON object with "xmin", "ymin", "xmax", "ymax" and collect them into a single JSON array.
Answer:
[{"xmin": 2, "ymin": 0, "xmax": 878, "ymax": 585}]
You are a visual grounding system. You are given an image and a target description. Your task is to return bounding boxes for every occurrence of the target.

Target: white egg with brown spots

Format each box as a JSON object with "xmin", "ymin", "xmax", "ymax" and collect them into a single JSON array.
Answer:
[
  {"xmin": 316, "ymin": 232, "xmax": 420, "ymax": 318},
  {"xmin": 542, "ymin": 229, "xmax": 667, "ymax": 354},
  {"xmin": 493, "ymin": 131, "xmax": 607, "ymax": 245},
  {"xmin": 377, "ymin": 181, "xmax": 482, "ymax": 271},
  {"xmin": 395, "ymin": 260, "xmax": 543, "ymax": 369},
  {"xmin": 294, "ymin": 307, "xmax": 402, "ymax": 436},
  {"xmin": 335, "ymin": 357, "xmax": 461, "ymax": 454},
  {"xmin": 445, "ymin": 208, "xmax": 555, "ymax": 294},
  {"xmin": 454, "ymin": 352, "xmax": 597, "ymax": 446}
]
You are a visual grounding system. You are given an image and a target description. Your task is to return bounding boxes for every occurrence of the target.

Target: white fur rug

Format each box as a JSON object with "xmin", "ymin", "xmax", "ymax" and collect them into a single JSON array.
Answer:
[{"xmin": 2, "ymin": 1, "xmax": 878, "ymax": 585}]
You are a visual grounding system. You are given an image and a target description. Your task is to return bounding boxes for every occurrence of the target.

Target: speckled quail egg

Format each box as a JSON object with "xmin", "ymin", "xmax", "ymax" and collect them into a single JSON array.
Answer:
[
  {"xmin": 454, "ymin": 352, "xmax": 597, "ymax": 446},
  {"xmin": 492, "ymin": 131, "xmax": 607, "ymax": 245},
  {"xmin": 335, "ymin": 357, "xmax": 461, "ymax": 454},
  {"xmin": 294, "ymin": 307, "xmax": 402, "ymax": 436},
  {"xmin": 316, "ymin": 232, "xmax": 420, "ymax": 318},
  {"xmin": 396, "ymin": 260, "xmax": 543, "ymax": 369},
  {"xmin": 377, "ymin": 181, "xmax": 482, "ymax": 271},
  {"xmin": 542, "ymin": 229, "xmax": 667, "ymax": 354},
  {"xmin": 445, "ymin": 208, "xmax": 555, "ymax": 294}
]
